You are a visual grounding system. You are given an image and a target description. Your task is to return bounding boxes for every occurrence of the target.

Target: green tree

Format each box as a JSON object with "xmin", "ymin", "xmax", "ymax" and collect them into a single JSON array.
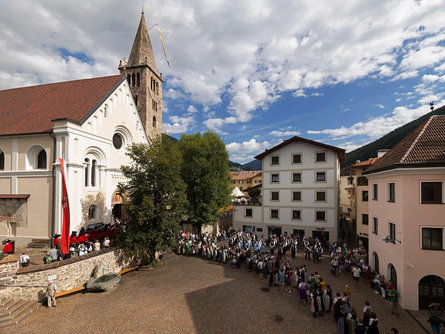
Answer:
[
  {"xmin": 179, "ymin": 132, "xmax": 232, "ymax": 233},
  {"xmin": 117, "ymin": 135, "xmax": 185, "ymax": 263},
  {"xmin": 247, "ymin": 187, "xmax": 261, "ymax": 201}
]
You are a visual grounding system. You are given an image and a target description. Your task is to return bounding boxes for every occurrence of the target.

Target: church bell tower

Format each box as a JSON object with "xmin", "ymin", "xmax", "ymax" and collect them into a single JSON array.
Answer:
[{"xmin": 118, "ymin": 11, "xmax": 162, "ymax": 140}]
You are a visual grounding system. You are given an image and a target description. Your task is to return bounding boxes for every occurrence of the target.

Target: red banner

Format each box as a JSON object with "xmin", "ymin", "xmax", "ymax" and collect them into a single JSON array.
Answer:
[{"xmin": 59, "ymin": 158, "xmax": 70, "ymax": 255}]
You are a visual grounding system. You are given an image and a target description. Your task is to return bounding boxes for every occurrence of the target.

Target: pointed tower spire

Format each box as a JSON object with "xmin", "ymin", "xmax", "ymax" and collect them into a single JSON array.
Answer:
[
  {"xmin": 127, "ymin": 12, "xmax": 158, "ymax": 73},
  {"xmin": 119, "ymin": 12, "xmax": 163, "ymax": 140}
]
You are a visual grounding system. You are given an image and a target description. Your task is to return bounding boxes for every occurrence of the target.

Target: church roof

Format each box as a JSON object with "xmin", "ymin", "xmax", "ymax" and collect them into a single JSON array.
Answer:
[
  {"xmin": 0, "ymin": 75, "xmax": 124, "ymax": 136},
  {"xmin": 364, "ymin": 115, "xmax": 445, "ymax": 174},
  {"xmin": 127, "ymin": 13, "xmax": 158, "ymax": 73}
]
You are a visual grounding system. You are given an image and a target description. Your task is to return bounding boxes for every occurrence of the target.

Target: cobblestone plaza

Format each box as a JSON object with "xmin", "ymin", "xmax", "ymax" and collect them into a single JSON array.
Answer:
[{"xmin": 16, "ymin": 252, "xmax": 425, "ymax": 334}]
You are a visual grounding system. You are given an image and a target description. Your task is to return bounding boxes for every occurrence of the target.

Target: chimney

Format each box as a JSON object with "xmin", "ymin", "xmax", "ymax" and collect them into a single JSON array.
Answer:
[{"xmin": 377, "ymin": 149, "xmax": 390, "ymax": 158}]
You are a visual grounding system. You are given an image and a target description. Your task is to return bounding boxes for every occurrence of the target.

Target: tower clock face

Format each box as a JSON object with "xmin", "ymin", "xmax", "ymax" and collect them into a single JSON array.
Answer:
[{"xmin": 112, "ymin": 133, "xmax": 123, "ymax": 149}]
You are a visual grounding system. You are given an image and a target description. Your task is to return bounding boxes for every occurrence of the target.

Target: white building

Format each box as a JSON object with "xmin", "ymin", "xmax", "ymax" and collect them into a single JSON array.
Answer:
[{"xmin": 233, "ymin": 136, "xmax": 345, "ymax": 244}]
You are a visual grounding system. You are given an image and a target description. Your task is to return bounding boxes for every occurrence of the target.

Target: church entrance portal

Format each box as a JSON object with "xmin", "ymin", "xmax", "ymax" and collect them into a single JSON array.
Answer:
[{"xmin": 112, "ymin": 193, "xmax": 125, "ymax": 223}]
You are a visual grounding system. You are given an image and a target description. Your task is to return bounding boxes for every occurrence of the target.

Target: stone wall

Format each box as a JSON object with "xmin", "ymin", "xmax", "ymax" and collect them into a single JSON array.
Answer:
[{"xmin": 0, "ymin": 248, "xmax": 137, "ymax": 301}]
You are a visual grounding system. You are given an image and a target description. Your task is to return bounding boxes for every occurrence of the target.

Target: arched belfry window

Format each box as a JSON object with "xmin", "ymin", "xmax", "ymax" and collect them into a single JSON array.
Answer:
[
  {"xmin": 153, "ymin": 116, "xmax": 157, "ymax": 128},
  {"xmin": 0, "ymin": 151, "xmax": 4, "ymax": 170},
  {"xmin": 37, "ymin": 149, "xmax": 47, "ymax": 169},
  {"xmin": 136, "ymin": 73, "xmax": 140, "ymax": 86},
  {"xmin": 132, "ymin": 73, "xmax": 136, "ymax": 86}
]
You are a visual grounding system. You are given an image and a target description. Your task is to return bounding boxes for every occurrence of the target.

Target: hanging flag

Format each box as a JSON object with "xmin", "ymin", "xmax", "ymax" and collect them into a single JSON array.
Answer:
[
  {"xmin": 158, "ymin": 27, "xmax": 171, "ymax": 67},
  {"xmin": 59, "ymin": 158, "xmax": 70, "ymax": 255}
]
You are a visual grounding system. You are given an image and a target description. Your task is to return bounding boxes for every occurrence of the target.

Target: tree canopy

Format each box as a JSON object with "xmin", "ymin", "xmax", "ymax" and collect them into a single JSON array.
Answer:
[
  {"xmin": 117, "ymin": 135, "xmax": 185, "ymax": 263},
  {"xmin": 178, "ymin": 132, "xmax": 232, "ymax": 232}
]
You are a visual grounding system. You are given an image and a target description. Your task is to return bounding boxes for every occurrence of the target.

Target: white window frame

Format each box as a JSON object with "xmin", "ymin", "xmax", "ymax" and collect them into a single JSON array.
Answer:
[
  {"xmin": 420, "ymin": 226, "xmax": 445, "ymax": 250},
  {"xmin": 419, "ymin": 181, "xmax": 444, "ymax": 204}
]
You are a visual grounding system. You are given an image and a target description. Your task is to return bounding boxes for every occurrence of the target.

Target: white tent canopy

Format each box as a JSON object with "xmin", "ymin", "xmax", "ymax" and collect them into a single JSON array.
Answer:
[{"xmin": 231, "ymin": 187, "xmax": 245, "ymax": 198}]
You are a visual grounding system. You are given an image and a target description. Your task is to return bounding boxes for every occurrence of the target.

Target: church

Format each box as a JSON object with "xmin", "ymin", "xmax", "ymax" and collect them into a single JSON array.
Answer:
[{"xmin": 0, "ymin": 12, "xmax": 162, "ymax": 246}]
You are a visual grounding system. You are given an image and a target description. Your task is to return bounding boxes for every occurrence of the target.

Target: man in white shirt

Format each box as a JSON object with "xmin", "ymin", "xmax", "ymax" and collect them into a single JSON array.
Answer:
[
  {"xmin": 352, "ymin": 266, "xmax": 361, "ymax": 286},
  {"xmin": 19, "ymin": 252, "xmax": 30, "ymax": 267}
]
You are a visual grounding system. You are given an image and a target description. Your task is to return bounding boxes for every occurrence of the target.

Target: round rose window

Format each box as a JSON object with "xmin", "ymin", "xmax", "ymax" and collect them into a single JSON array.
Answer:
[{"xmin": 112, "ymin": 133, "xmax": 123, "ymax": 149}]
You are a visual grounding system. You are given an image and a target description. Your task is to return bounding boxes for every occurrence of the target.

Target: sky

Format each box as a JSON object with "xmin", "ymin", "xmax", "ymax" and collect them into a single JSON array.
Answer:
[{"xmin": 1, "ymin": 1, "xmax": 445, "ymax": 163}]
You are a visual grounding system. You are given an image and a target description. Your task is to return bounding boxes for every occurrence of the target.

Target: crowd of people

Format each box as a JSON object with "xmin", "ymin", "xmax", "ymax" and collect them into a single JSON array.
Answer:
[
  {"xmin": 46, "ymin": 225, "xmax": 118, "ymax": 263},
  {"xmin": 14, "ymin": 224, "xmax": 120, "ymax": 267},
  {"xmin": 177, "ymin": 228, "xmax": 406, "ymax": 334}
]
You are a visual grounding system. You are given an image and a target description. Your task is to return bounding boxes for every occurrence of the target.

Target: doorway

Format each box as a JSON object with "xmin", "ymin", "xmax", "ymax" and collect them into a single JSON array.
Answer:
[
  {"xmin": 372, "ymin": 252, "xmax": 379, "ymax": 273},
  {"xmin": 268, "ymin": 226, "xmax": 282, "ymax": 238},
  {"xmin": 388, "ymin": 263, "xmax": 397, "ymax": 289},
  {"xmin": 419, "ymin": 275, "xmax": 445, "ymax": 309},
  {"xmin": 312, "ymin": 231, "xmax": 329, "ymax": 246}
]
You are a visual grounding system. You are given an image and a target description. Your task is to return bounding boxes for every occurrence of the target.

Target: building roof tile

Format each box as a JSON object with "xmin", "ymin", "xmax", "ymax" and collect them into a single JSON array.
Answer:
[
  {"xmin": 365, "ymin": 115, "xmax": 445, "ymax": 173},
  {"xmin": 230, "ymin": 171, "xmax": 262, "ymax": 180},
  {"xmin": 0, "ymin": 75, "xmax": 124, "ymax": 136}
]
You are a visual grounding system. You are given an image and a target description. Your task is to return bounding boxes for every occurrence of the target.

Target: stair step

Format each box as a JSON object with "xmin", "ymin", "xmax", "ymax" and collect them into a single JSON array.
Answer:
[
  {"xmin": 6, "ymin": 299, "xmax": 23, "ymax": 312},
  {"xmin": 10, "ymin": 300, "xmax": 29, "ymax": 317},
  {"xmin": 0, "ymin": 320, "xmax": 15, "ymax": 329},
  {"xmin": 2, "ymin": 299, "xmax": 15, "ymax": 308},
  {"xmin": 0, "ymin": 312, "xmax": 10, "ymax": 320},
  {"xmin": 14, "ymin": 303, "xmax": 38, "ymax": 324}
]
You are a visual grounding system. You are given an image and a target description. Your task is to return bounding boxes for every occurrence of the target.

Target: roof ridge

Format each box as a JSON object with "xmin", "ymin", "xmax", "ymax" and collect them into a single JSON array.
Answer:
[
  {"xmin": 0, "ymin": 74, "xmax": 122, "ymax": 93},
  {"xmin": 400, "ymin": 116, "xmax": 433, "ymax": 163}
]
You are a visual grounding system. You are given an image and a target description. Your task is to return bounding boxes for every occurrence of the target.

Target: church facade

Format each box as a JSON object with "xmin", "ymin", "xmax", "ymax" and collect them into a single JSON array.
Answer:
[{"xmin": 0, "ymin": 13, "xmax": 162, "ymax": 246}]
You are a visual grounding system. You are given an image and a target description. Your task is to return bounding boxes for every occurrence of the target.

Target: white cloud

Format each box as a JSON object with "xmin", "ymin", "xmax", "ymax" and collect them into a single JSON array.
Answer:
[
  {"xmin": 375, "ymin": 104, "xmax": 385, "ymax": 109},
  {"xmin": 163, "ymin": 114, "xmax": 195, "ymax": 134},
  {"xmin": 226, "ymin": 138, "xmax": 273, "ymax": 163},
  {"xmin": 187, "ymin": 105, "xmax": 198, "ymax": 113},
  {"xmin": 308, "ymin": 102, "xmax": 445, "ymax": 141},
  {"xmin": 1, "ymin": 1, "xmax": 445, "ymax": 138},
  {"xmin": 269, "ymin": 130, "xmax": 301, "ymax": 137}
]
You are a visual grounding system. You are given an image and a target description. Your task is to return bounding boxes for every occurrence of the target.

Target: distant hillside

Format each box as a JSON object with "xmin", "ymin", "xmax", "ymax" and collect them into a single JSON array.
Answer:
[
  {"xmin": 342, "ymin": 105, "xmax": 445, "ymax": 168},
  {"xmin": 229, "ymin": 159, "xmax": 262, "ymax": 171},
  {"xmin": 228, "ymin": 160, "xmax": 243, "ymax": 171},
  {"xmin": 242, "ymin": 159, "xmax": 262, "ymax": 170}
]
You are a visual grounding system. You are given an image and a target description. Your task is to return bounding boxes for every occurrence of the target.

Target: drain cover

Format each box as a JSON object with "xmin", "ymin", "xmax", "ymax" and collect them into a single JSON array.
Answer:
[
  {"xmin": 271, "ymin": 314, "xmax": 284, "ymax": 323},
  {"xmin": 261, "ymin": 287, "xmax": 270, "ymax": 292}
]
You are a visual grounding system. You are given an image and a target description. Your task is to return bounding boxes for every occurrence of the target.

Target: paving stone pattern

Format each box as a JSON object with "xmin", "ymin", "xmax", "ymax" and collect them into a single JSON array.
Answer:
[{"xmin": 17, "ymin": 252, "xmax": 424, "ymax": 334}]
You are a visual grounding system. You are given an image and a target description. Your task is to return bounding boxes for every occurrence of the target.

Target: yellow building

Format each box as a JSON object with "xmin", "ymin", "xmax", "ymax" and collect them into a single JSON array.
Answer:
[
  {"xmin": 340, "ymin": 156, "xmax": 381, "ymax": 248},
  {"xmin": 230, "ymin": 171, "xmax": 262, "ymax": 192}
]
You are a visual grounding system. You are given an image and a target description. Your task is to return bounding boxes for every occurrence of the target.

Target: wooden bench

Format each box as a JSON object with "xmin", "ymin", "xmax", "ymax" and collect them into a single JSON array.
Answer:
[{"xmin": 54, "ymin": 266, "xmax": 139, "ymax": 298}]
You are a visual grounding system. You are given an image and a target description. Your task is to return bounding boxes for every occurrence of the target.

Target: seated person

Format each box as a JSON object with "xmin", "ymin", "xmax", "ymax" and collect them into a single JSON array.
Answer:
[
  {"xmin": 19, "ymin": 252, "xmax": 30, "ymax": 267},
  {"xmin": 43, "ymin": 252, "xmax": 53, "ymax": 264},
  {"xmin": 1, "ymin": 240, "xmax": 14, "ymax": 254}
]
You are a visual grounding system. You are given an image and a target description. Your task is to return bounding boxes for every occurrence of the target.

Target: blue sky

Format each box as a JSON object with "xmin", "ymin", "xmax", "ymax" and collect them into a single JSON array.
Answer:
[{"xmin": 1, "ymin": 0, "xmax": 445, "ymax": 163}]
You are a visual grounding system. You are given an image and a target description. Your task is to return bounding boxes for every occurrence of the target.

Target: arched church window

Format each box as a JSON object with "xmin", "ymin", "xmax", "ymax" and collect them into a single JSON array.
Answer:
[
  {"xmin": 91, "ymin": 160, "xmax": 97, "ymax": 187},
  {"xmin": 37, "ymin": 149, "xmax": 47, "ymax": 169},
  {"xmin": 132, "ymin": 73, "xmax": 136, "ymax": 86},
  {"xmin": 84, "ymin": 158, "xmax": 90, "ymax": 187},
  {"xmin": 153, "ymin": 116, "xmax": 157, "ymax": 128},
  {"xmin": 137, "ymin": 73, "xmax": 140, "ymax": 86},
  {"xmin": 0, "ymin": 151, "xmax": 4, "ymax": 170},
  {"xmin": 88, "ymin": 205, "xmax": 98, "ymax": 220}
]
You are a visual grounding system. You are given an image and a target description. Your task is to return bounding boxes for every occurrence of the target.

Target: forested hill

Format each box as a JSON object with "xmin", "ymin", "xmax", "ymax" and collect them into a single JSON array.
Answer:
[
  {"xmin": 229, "ymin": 159, "xmax": 262, "ymax": 171},
  {"xmin": 342, "ymin": 104, "xmax": 445, "ymax": 168}
]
